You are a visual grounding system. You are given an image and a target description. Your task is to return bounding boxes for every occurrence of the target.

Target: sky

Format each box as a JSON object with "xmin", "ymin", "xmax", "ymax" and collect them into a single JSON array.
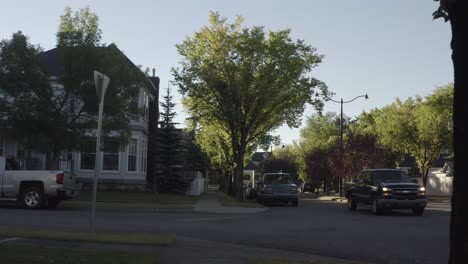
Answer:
[{"xmin": 1, "ymin": 0, "xmax": 453, "ymax": 147}]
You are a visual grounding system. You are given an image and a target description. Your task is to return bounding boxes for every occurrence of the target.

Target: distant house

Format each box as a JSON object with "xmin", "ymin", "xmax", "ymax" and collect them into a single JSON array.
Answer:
[
  {"xmin": 397, "ymin": 152, "xmax": 453, "ymax": 196},
  {"xmin": 243, "ymin": 151, "xmax": 272, "ymax": 185},
  {"xmin": 0, "ymin": 44, "xmax": 159, "ymax": 190}
]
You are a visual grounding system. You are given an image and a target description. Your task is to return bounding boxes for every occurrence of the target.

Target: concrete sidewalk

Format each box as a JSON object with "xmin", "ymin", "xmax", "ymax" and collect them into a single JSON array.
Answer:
[{"xmin": 193, "ymin": 192, "xmax": 268, "ymax": 214}]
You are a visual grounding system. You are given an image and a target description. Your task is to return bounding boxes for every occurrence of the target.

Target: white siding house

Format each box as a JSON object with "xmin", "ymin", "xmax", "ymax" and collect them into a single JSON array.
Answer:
[{"xmin": 0, "ymin": 44, "xmax": 159, "ymax": 190}]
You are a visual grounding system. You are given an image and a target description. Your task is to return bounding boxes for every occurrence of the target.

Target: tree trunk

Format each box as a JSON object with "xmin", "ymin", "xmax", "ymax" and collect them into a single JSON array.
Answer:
[
  {"xmin": 449, "ymin": 1, "xmax": 468, "ymax": 263},
  {"xmin": 422, "ymin": 165, "xmax": 429, "ymax": 187},
  {"xmin": 235, "ymin": 145, "xmax": 246, "ymax": 200}
]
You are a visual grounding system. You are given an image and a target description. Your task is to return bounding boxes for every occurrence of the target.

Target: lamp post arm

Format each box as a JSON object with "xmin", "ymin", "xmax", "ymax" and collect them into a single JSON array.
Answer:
[
  {"xmin": 321, "ymin": 94, "xmax": 342, "ymax": 104},
  {"xmin": 342, "ymin": 94, "xmax": 368, "ymax": 104}
]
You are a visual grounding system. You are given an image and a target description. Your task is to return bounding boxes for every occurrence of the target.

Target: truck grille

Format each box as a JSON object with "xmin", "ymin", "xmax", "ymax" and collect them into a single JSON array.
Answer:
[{"xmin": 391, "ymin": 188, "xmax": 418, "ymax": 199}]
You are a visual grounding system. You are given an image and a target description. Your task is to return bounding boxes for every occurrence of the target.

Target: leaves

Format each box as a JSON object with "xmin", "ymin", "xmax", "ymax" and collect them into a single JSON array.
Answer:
[{"xmin": 173, "ymin": 12, "xmax": 326, "ymax": 194}]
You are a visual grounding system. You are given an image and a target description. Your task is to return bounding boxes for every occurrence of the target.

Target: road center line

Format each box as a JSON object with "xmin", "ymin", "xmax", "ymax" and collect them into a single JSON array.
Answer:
[
  {"xmin": 0, "ymin": 237, "xmax": 22, "ymax": 243},
  {"xmin": 177, "ymin": 216, "xmax": 247, "ymax": 222}
]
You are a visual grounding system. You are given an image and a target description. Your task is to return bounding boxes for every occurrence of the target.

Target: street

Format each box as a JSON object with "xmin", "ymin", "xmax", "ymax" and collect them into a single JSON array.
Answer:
[{"xmin": 0, "ymin": 198, "xmax": 450, "ymax": 264}]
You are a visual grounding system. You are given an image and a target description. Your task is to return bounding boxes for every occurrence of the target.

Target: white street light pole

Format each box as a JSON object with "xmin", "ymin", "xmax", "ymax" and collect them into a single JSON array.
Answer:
[{"xmin": 91, "ymin": 71, "xmax": 109, "ymax": 232}]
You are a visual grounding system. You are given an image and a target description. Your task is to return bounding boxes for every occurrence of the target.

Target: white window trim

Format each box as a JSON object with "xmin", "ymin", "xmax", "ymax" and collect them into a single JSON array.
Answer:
[
  {"xmin": 141, "ymin": 139, "xmax": 147, "ymax": 173},
  {"xmin": 79, "ymin": 151, "xmax": 121, "ymax": 173},
  {"xmin": 142, "ymin": 90, "xmax": 149, "ymax": 122},
  {"xmin": 127, "ymin": 138, "xmax": 139, "ymax": 173}
]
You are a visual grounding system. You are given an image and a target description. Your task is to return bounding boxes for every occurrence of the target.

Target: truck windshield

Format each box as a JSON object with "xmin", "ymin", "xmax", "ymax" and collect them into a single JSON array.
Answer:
[
  {"xmin": 372, "ymin": 170, "xmax": 411, "ymax": 183},
  {"xmin": 264, "ymin": 174, "xmax": 293, "ymax": 184}
]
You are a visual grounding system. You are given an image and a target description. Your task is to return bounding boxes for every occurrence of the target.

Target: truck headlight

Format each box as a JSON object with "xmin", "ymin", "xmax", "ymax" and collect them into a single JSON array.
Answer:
[
  {"xmin": 382, "ymin": 187, "xmax": 392, "ymax": 192},
  {"xmin": 419, "ymin": 187, "xmax": 426, "ymax": 192}
]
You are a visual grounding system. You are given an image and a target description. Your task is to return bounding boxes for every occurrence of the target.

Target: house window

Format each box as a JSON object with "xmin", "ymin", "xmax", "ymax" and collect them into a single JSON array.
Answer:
[
  {"xmin": 143, "ymin": 91, "xmax": 149, "ymax": 121},
  {"xmin": 103, "ymin": 137, "xmax": 120, "ymax": 171},
  {"xmin": 127, "ymin": 138, "xmax": 138, "ymax": 172},
  {"xmin": 141, "ymin": 139, "xmax": 147, "ymax": 173},
  {"xmin": 16, "ymin": 143, "xmax": 25, "ymax": 159},
  {"xmin": 80, "ymin": 138, "xmax": 96, "ymax": 170}
]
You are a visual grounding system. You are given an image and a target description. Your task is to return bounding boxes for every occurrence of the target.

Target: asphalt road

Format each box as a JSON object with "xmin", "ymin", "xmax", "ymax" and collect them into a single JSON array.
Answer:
[{"xmin": 0, "ymin": 199, "xmax": 450, "ymax": 264}]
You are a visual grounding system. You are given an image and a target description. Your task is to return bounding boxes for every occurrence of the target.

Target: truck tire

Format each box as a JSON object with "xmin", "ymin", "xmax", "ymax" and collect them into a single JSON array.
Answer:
[
  {"xmin": 21, "ymin": 187, "xmax": 44, "ymax": 209},
  {"xmin": 347, "ymin": 196, "xmax": 357, "ymax": 211},
  {"xmin": 371, "ymin": 198, "xmax": 382, "ymax": 215},
  {"xmin": 292, "ymin": 200, "xmax": 299, "ymax": 207}
]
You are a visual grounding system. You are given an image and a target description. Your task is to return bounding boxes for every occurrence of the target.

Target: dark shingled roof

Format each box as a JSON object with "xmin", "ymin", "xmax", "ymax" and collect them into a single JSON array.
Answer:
[{"xmin": 37, "ymin": 44, "xmax": 158, "ymax": 97}]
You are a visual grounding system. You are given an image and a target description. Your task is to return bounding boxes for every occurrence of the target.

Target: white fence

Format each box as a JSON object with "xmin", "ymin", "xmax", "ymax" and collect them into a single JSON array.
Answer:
[
  {"xmin": 186, "ymin": 172, "xmax": 206, "ymax": 196},
  {"xmin": 426, "ymin": 168, "xmax": 453, "ymax": 196}
]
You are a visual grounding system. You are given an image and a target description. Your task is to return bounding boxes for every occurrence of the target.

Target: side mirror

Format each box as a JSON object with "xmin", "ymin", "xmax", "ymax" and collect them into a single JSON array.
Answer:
[{"xmin": 412, "ymin": 179, "xmax": 419, "ymax": 184}]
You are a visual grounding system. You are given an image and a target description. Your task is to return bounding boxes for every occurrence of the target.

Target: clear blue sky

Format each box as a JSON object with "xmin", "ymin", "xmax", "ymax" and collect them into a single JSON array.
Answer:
[{"xmin": 1, "ymin": 0, "xmax": 453, "ymax": 146}]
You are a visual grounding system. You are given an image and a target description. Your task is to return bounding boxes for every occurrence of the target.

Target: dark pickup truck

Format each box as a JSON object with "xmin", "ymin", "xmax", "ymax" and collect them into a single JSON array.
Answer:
[{"xmin": 346, "ymin": 169, "xmax": 427, "ymax": 216}]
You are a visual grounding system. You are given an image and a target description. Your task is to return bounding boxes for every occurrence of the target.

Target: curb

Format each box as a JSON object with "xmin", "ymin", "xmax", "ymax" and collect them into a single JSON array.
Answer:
[{"xmin": 61, "ymin": 201, "xmax": 194, "ymax": 211}]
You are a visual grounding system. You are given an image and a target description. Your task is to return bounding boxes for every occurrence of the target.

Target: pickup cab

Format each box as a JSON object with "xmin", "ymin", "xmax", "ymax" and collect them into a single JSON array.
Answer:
[
  {"xmin": 0, "ymin": 156, "xmax": 77, "ymax": 209},
  {"xmin": 346, "ymin": 169, "xmax": 427, "ymax": 216},
  {"xmin": 256, "ymin": 172, "xmax": 299, "ymax": 207}
]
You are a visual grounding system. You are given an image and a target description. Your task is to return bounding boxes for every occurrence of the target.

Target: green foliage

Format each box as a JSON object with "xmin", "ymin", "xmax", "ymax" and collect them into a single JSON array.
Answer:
[
  {"xmin": 159, "ymin": 84, "xmax": 178, "ymax": 128},
  {"xmin": 373, "ymin": 84, "xmax": 453, "ymax": 185},
  {"xmin": 432, "ymin": 0, "xmax": 450, "ymax": 22},
  {"xmin": 51, "ymin": 6, "xmax": 144, "ymax": 149},
  {"xmin": 173, "ymin": 12, "xmax": 326, "ymax": 196},
  {"xmin": 0, "ymin": 32, "xmax": 62, "ymax": 154},
  {"xmin": 0, "ymin": 7, "xmax": 146, "ymax": 164},
  {"xmin": 57, "ymin": 6, "xmax": 102, "ymax": 47}
]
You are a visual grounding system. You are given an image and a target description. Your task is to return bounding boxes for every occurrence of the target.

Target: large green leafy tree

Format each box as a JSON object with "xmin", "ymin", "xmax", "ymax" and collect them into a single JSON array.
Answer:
[
  {"xmin": 295, "ymin": 113, "xmax": 340, "ymax": 183},
  {"xmin": 53, "ymin": 7, "xmax": 144, "ymax": 151},
  {"xmin": 57, "ymin": 6, "xmax": 102, "ymax": 47},
  {"xmin": 0, "ymin": 32, "xmax": 56, "ymax": 158},
  {"xmin": 433, "ymin": 1, "xmax": 468, "ymax": 262},
  {"xmin": 1, "ymin": 7, "xmax": 144, "ymax": 167},
  {"xmin": 173, "ymin": 12, "xmax": 326, "ymax": 198},
  {"xmin": 295, "ymin": 111, "xmax": 398, "ymax": 192},
  {"xmin": 373, "ymin": 85, "xmax": 453, "ymax": 186}
]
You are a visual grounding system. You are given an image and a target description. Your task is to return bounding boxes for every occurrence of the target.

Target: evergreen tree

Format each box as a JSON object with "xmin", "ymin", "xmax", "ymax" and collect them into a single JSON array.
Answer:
[
  {"xmin": 159, "ymin": 84, "xmax": 177, "ymax": 128},
  {"xmin": 153, "ymin": 83, "xmax": 191, "ymax": 193}
]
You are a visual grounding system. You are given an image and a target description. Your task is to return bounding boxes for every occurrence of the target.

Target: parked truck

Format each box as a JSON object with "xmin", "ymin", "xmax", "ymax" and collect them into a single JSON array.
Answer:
[{"xmin": 0, "ymin": 156, "xmax": 77, "ymax": 209}]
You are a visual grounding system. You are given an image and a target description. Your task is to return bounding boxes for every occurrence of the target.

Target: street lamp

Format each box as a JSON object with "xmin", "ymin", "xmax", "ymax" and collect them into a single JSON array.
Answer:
[{"xmin": 315, "ymin": 92, "xmax": 369, "ymax": 197}]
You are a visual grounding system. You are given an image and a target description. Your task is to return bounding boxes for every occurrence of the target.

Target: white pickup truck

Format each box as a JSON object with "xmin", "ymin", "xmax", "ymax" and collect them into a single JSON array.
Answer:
[{"xmin": 0, "ymin": 156, "xmax": 78, "ymax": 209}]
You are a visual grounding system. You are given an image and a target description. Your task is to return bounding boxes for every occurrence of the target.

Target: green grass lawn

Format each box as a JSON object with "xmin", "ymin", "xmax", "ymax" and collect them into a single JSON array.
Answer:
[
  {"xmin": 217, "ymin": 192, "xmax": 265, "ymax": 208},
  {"xmin": 74, "ymin": 191, "xmax": 200, "ymax": 205},
  {"xmin": 0, "ymin": 244, "xmax": 155, "ymax": 264},
  {"xmin": 0, "ymin": 228, "xmax": 175, "ymax": 246},
  {"xmin": 428, "ymin": 196, "xmax": 451, "ymax": 202}
]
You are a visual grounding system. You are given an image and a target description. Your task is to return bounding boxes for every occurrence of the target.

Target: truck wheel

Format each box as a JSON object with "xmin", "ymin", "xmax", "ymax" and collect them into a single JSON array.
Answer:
[
  {"xmin": 21, "ymin": 187, "xmax": 44, "ymax": 209},
  {"xmin": 347, "ymin": 196, "xmax": 357, "ymax": 211},
  {"xmin": 371, "ymin": 198, "xmax": 382, "ymax": 215},
  {"xmin": 292, "ymin": 200, "xmax": 299, "ymax": 207},
  {"xmin": 413, "ymin": 208, "xmax": 425, "ymax": 216}
]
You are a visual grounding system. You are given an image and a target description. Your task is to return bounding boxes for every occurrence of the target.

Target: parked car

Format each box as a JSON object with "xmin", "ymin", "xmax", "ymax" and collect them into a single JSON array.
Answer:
[
  {"xmin": 256, "ymin": 172, "xmax": 299, "ymax": 207},
  {"xmin": 346, "ymin": 169, "xmax": 427, "ymax": 216},
  {"xmin": 0, "ymin": 156, "xmax": 78, "ymax": 209},
  {"xmin": 301, "ymin": 182, "xmax": 316, "ymax": 193}
]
